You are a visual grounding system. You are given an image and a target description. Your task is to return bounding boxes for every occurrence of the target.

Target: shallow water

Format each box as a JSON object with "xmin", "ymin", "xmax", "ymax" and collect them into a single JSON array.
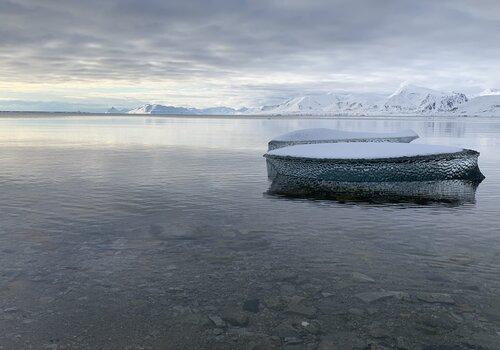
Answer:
[{"xmin": 0, "ymin": 114, "xmax": 499, "ymax": 349}]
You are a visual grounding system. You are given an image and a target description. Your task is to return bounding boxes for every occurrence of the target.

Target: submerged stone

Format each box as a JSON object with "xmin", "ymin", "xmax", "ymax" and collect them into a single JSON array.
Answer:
[
  {"xmin": 208, "ymin": 315, "xmax": 226, "ymax": 328},
  {"xmin": 416, "ymin": 293, "xmax": 455, "ymax": 305},
  {"xmin": 242, "ymin": 299, "xmax": 260, "ymax": 313},
  {"xmin": 222, "ymin": 308, "xmax": 249, "ymax": 327},
  {"xmin": 350, "ymin": 272, "xmax": 376, "ymax": 283},
  {"xmin": 285, "ymin": 296, "xmax": 317, "ymax": 318},
  {"xmin": 355, "ymin": 291, "xmax": 408, "ymax": 303}
]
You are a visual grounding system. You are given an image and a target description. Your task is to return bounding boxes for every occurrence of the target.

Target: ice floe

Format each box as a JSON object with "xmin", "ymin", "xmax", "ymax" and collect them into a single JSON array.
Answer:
[
  {"xmin": 264, "ymin": 142, "xmax": 483, "ymax": 182},
  {"xmin": 266, "ymin": 143, "xmax": 462, "ymax": 160},
  {"xmin": 268, "ymin": 128, "xmax": 418, "ymax": 150}
]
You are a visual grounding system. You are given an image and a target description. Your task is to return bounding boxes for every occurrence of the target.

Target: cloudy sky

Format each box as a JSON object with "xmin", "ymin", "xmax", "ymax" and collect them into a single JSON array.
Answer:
[{"xmin": 1, "ymin": 0, "xmax": 499, "ymax": 111}]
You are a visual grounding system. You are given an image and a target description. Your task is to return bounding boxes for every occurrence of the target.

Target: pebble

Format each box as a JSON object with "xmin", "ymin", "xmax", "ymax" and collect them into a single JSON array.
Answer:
[
  {"xmin": 317, "ymin": 339, "xmax": 337, "ymax": 350},
  {"xmin": 418, "ymin": 312, "xmax": 459, "ymax": 333},
  {"xmin": 180, "ymin": 313, "xmax": 212, "ymax": 328},
  {"xmin": 39, "ymin": 296, "xmax": 55, "ymax": 304},
  {"xmin": 395, "ymin": 336, "xmax": 413, "ymax": 350},
  {"xmin": 222, "ymin": 307, "xmax": 249, "ymax": 327},
  {"xmin": 243, "ymin": 298, "xmax": 260, "ymax": 313},
  {"xmin": 355, "ymin": 291, "xmax": 408, "ymax": 303},
  {"xmin": 272, "ymin": 321, "xmax": 298, "ymax": 338},
  {"xmin": 415, "ymin": 292, "xmax": 455, "ymax": 305},
  {"xmin": 448, "ymin": 255, "xmax": 475, "ymax": 266},
  {"xmin": 285, "ymin": 296, "xmax": 317, "ymax": 318},
  {"xmin": 351, "ymin": 272, "xmax": 376, "ymax": 283},
  {"xmin": 317, "ymin": 335, "xmax": 368, "ymax": 350},
  {"xmin": 284, "ymin": 337, "xmax": 303, "ymax": 345},
  {"xmin": 280, "ymin": 283, "xmax": 297, "ymax": 296},
  {"xmin": 301, "ymin": 320, "xmax": 321, "ymax": 335},
  {"xmin": 274, "ymin": 271, "xmax": 298, "ymax": 282},
  {"xmin": 368, "ymin": 324, "xmax": 390, "ymax": 339},
  {"xmin": 3, "ymin": 307, "xmax": 19, "ymax": 313},
  {"xmin": 247, "ymin": 334, "xmax": 282, "ymax": 350},
  {"xmin": 348, "ymin": 308, "xmax": 365, "ymax": 316},
  {"xmin": 149, "ymin": 224, "xmax": 164, "ymax": 235},
  {"xmin": 208, "ymin": 315, "xmax": 226, "ymax": 328},
  {"xmin": 302, "ymin": 283, "xmax": 323, "ymax": 294},
  {"xmin": 264, "ymin": 296, "xmax": 287, "ymax": 311},
  {"xmin": 42, "ymin": 344, "xmax": 58, "ymax": 350}
]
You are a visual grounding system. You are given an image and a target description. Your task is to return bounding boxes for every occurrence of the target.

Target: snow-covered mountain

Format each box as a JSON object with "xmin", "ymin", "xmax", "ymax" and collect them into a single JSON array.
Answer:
[
  {"xmin": 123, "ymin": 104, "xmax": 237, "ymax": 115},
  {"xmin": 455, "ymin": 95, "xmax": 500, "ymax": 116},
  {"xmin": 128, "ymin": 104, "xmax": 195, "ymax": 115},
  {"xmin": 254, "ymin": 84, "xmax": 471, "ymax": 116},
  {"xmin": 107, "ymin": 84, "xmax": 500, "ymax": 117},
  {"xmin": 261, "ymin": 92, "xmax": 386, "ymax": 116},
  {"xmin": 478, "ymin": 88, "xmax": 500, "ymax": 96},
  {"xmin": 106, "ymin": 107, "xmax": 130, "ymax": 114},
  {"xmin": 199, "ymin": 106, "xmax": 238, "ymax": 115},
  {"xmin": 382, "ymin": 84, "xmax": 467, "ymax": 115}
]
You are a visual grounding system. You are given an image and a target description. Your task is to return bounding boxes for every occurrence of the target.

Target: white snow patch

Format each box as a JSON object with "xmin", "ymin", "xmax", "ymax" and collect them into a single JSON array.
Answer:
[{"xmin": 266, "ymin": 143, "xmax": 463, "ymax": 160}]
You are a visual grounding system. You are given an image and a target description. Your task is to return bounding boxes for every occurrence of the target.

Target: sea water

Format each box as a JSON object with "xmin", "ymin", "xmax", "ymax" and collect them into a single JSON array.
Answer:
[{"xmin": 0, "ymin": 114, "xmax": 499, "ymax": 348}]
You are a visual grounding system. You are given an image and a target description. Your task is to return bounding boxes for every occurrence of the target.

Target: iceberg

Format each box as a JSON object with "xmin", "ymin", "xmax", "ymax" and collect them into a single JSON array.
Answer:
[
  {"xmin": 268, "ymin": 128, "xmax": 418, "ymax": 150},
  {"xmin": 264, "ymin": 143, "xmax": 484, "ymax": 182}
]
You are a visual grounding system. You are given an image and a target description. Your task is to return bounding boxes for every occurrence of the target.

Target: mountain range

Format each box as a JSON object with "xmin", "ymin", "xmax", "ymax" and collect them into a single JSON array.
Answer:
[
  {"xmin": 126, "ymin": 104, "xmax": 241, "ymax": 115},
  {"xmin": 107, "ymin": 83, "xmax": 500, "ymax": 117}
]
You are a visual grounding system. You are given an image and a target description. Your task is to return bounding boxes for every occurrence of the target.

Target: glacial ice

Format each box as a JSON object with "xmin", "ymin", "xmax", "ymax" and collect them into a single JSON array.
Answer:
[
  {"xmin": 264, "ymin": 143, "xmax": 484, "ymax": 182},
  {"xmin": 268, "ymin": 128, "xmax": 418, "ymax": 150}
]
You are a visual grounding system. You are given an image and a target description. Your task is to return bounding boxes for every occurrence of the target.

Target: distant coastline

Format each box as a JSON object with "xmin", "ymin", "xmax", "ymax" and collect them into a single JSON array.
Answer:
[
  {"xmin": 1, "ymin": 111, "xmax": 499, "ymax": 119},
  {"xmin": 5, "ymin": 83, "xmax": 499, "ymax": 117}
]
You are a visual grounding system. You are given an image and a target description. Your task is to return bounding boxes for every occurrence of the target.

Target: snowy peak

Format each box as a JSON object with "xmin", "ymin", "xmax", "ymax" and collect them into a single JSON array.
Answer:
[
  {"xmin": 388, "ymin": 83, "xmax": 439, "ymax": 98},
  {"xmin": 479, "ymin": 88, "xmax": 500, "ymax": 96},
  {"xmin": 384, "ymin": 84, "xmax": 467, "ymax": 114},
  {"xmin": 250, "ymin": 84, "xmax": 471, "ymax": 116},
  {"xmin": 264, "ymin": 92, "xmax": 386, "ymax": 116},
  {"xmin": 106, "ymin": 107, "xmax": 130, "ymax": 114}
]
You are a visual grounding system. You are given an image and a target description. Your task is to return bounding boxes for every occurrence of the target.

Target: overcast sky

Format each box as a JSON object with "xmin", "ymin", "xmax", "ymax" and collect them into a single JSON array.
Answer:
[{"xmin": 1, "ymin": 0, "xmax": 499, "ymax": 111}]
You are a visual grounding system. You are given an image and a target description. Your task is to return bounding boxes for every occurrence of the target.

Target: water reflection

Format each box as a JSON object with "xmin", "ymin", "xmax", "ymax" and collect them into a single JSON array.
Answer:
[
  {"xmin": 1, "ymin": 114, "xmax": 499, "ymax": 152},
  {"xmin": 267, "ymin": 175, "xmax": 482, "ymax": 205}
]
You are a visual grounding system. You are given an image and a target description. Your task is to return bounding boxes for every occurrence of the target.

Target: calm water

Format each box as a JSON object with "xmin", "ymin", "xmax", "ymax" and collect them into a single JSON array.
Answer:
[{"xmin": 0, "ymin": 114, "xmax": 499, "ymax": 349}]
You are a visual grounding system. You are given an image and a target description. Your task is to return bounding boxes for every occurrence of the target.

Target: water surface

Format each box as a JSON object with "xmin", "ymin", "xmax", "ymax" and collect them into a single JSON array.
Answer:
[{"xmin": 0, "ymin": 114, "xmax": 499, "ymax": 349}]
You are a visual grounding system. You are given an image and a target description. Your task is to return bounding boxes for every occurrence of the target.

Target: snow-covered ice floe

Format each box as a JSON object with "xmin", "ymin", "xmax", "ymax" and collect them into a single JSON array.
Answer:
[
  {"xmin": 264, "ymin": 143, "xmax": 484, "ymax": 182},
  {"xmin": 267, "ymin": 176, "xmax": 480, "ymax": 204},
  {"xmin": 268, "ymin": 128, "xmax": 418, "ymax": 151}
]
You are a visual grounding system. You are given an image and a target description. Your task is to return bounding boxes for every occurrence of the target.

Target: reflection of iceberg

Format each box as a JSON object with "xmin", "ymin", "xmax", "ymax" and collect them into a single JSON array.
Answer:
[
  {"xmin": 268, "ymin": 128, "xmax": 419, "ymax": 150},
  {"xmin": 264, "ymin": 143, "xmax": 484, "ymax": 182},
  {"xmin": 267, "ymin": 175, "xmax": 481, "ymax": 204}
]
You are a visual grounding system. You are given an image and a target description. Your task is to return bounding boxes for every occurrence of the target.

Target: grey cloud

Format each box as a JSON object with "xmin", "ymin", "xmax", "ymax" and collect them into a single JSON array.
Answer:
[{"xmin": 0, "ymin": 0, "xmax": 499, "ymax": 108}]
